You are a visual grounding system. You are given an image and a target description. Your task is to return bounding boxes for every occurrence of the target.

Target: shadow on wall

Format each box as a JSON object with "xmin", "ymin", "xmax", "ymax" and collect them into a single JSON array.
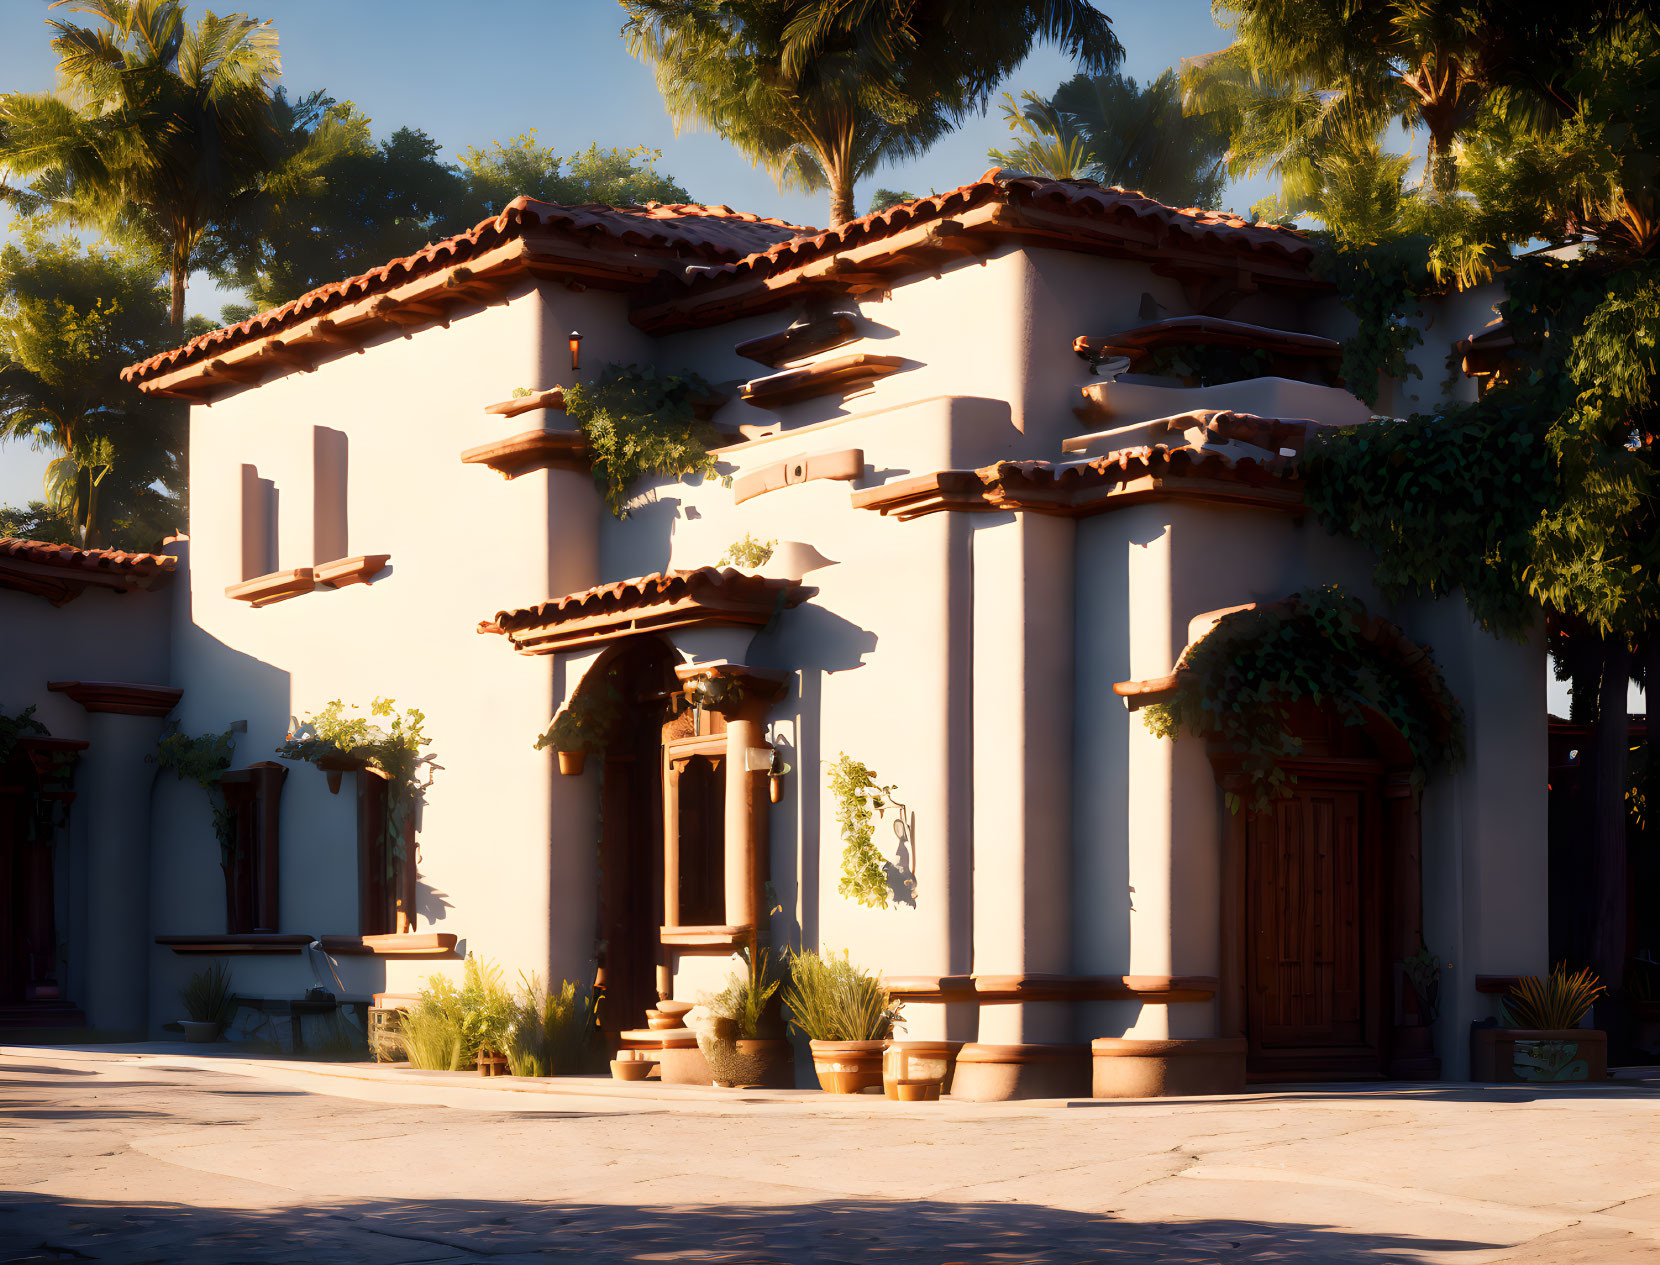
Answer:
[{"xmin": 0, "ymin": 1192, "xmax": 1498, "ymax": 1263}]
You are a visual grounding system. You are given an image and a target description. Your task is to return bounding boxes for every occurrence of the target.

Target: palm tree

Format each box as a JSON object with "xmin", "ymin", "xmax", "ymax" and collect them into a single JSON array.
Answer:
[
  {"xmin": 1193, "ymin": 0, "xmax": 1624, "ymax": 199},
  {"xmin": 0, "ymin": 0, "xmax": 309, "ymax": 328},
  {"xmin": 621, "ymin": 0, "xmax": 1121, "ymax": 227},
  {"xmin": 989, "ymin": 72, "xmax": 1231, "ymax": 208}
]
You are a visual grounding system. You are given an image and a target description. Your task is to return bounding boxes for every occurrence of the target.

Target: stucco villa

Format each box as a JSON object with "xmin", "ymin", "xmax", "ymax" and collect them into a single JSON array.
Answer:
[{"xmin": 0, "ymin": 170, "xmax": 1543, "ymax": 1097}]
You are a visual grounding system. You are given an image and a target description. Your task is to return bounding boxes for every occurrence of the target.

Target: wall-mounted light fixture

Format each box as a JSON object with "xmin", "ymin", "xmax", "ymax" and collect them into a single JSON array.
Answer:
[{"xmin": 568, "ymin": 330, "xmax": 584, "ymax": 372}]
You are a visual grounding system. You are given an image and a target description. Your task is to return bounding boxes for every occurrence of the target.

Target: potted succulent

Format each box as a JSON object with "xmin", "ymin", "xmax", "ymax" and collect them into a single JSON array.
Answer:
[
  {"xmin": 698, "ymin": 947, "xmax": 793, "ymax": 1088},
  {"xmin": 1471, "ymin": 964, "xmax": 1607, "ymax": 1082},
  {"xmin": 180, "ymin": 959, "xmax": 235, "ymax": 1043},
  {"xmin": 783, "ymin": 947, "xmax": 902, "ymax": 1093}
]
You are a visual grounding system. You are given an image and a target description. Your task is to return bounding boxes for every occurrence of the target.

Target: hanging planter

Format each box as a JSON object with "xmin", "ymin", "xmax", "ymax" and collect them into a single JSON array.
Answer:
[
  {"xmin": 768, "ymin": 755, "xmax": 791, "ymax": 804},
  {"xmin": 535, "ymin": 674, "xmax": 622, "ymax": 776}
]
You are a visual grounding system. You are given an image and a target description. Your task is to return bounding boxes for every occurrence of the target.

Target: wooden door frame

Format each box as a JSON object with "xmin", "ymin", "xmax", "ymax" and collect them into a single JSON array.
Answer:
[{"xmin": 1211, "ymin": 702, "xmax": 1439, "ymax": 1082}]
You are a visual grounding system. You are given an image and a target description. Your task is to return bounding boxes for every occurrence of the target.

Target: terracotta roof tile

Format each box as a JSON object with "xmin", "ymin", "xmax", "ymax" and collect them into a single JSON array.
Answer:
[
  {"xmin": 0, "ymin": 537, "xmax": 177, "ymax": 576},
  {"xmin": 852, "ymin": 417, "xmax": 1313, "ymax": 520},
  {"xmin": 122, "ymin": 197, "xmax": 808, "ymax": 386},
  {"xmin": 0, "ymin": 536, "xmax": 177, "ymax": 605},
  {"xmin": 690, "ymin": 168, "xmax": 1313, "ymax": 291},
  {"xmin": 484, "ymin": 567, "xmax": 813, "ymax": 655}
]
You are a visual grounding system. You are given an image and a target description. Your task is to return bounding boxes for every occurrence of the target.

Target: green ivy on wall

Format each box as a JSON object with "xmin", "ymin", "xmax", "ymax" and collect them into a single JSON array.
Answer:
[
  {"xmin": 565, "ymin": 363, "xmax": 721, "ymax": 517},
  {"xmin": 1142, "ymin": 587, "xmax": 1466, "ymax": 813},
  {"xmin": 152, "ymin": 726, "xmax": 238, "ymax": 871},
  {"xmin": 719, "ymin": 533, "xmax": 776, "ymax": 568},
  {"xmin": 827, "ymin": 753, "xmax": 898, "ymax": 909},
  {"xmin": 1314, "ymin": 238, "xmax": 1429, "ymax": 407},
  {"xmin": 0, "ymin": 705, "xmax": 48, "ymax": 765},
  {"xmin": 1301, "ymin": 399, "xmax": 1560, "ymax": 641}
]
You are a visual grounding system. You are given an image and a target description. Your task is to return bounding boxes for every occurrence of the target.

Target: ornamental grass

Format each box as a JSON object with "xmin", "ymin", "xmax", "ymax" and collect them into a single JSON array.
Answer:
[
  {"xmin": 782, "ymin": 947, "xmax": 902, "ymax": 1043},
  {"xmin": 1501, "ymin": 963, "xmax": 1605, "ymax": 1030},
  {"xmin": 503, "ymin": 973, "xmax": 596, "ymax": 1077},
  {"xmin": 403, "ymin": 955, "xmax": 515, "ymax": 1070},
  {"xmin": 702, "ymin": 946, "xmax": 783, "ymax": 1039},
  {"xmin": 180, "ymin": 959, "xmax": 236, "ymax": 1031}
]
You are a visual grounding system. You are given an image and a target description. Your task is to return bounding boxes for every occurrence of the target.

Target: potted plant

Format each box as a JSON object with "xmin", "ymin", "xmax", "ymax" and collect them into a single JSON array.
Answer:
[
  {"xmin": 534, "ymin": 676, "xmax": 622, "ymax": 775},
  {"xmin": 180, "ymin": 959, "xmax": 234, "ymax": 1043},
  {"xmin": 698, "ymin": 947, "xmax": 793, "ymax": 1088},
  {"xmin": 782, "ymin": 947, "xmax": 902, "ymax": 1093},
  {"xmin": 1471, "ymin": 964, "xmax": 1607, "ymax": 1082},
  {"xmin": 458, "ymin": 955, "xmax": 516, "ymax": 1075}
]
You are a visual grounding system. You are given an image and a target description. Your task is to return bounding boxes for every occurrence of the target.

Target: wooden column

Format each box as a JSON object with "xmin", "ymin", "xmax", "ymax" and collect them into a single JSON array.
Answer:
[{"xmin": 675, "ymin": 661, "xmax": 789, "ymax": 941}]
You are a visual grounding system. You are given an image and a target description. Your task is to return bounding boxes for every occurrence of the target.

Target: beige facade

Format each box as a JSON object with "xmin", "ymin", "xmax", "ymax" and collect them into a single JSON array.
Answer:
[{"xmin": 4, "ymin": 173, "xmax": 1546, "ymax": 1091}]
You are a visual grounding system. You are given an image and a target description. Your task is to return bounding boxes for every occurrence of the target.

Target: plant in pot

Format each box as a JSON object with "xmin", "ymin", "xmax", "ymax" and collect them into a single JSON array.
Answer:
[
  {"xmin": 458, "ymin": 955, "xmax": 516, "ymax": 1075},
  {"xmin": 180, "ymin": 959, "xmax": 235, "ymax": 1043},
  {"xmin": 782, "ymin": 947, "xmax": 902, "ymax": 1093},
  {"xmin": 533, "ymin": 675, "xmax": 622, "ymax": 775},
  {"xmin": 1472, "ymin": 964, "xmax": 1607, "ymax": 1083},
  {"xmin": 698, "ymin": 946, "xmax": 793, "ymax": 1088}
]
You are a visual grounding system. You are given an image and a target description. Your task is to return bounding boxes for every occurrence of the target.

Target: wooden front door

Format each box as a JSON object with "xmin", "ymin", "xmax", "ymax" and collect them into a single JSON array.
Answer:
[{"xmin": 1246, "ymin": 766, "xmax": 1388, "ymax": 1080}]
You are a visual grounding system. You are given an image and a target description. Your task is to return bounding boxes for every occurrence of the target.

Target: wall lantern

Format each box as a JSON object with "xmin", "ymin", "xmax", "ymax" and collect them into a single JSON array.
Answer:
[{"xmin": 568, "ymin": 330, "xmax": 584, "ymax": 372}]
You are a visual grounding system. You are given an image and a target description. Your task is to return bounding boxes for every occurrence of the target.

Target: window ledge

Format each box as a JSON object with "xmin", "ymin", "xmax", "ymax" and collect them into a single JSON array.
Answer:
[
  {"xmin": 316, "ymin": 554, "xmax": 391, "ymax": 588},
  {"xmin": 319, "ymin": 932, "xmax": 459, "ymax": 958},
  {"xmin": 156, "ymin": 934, "xmax": 314, "ymax": 955},
  {"xmin": 659, "ymin": 924, "xmax": 754, "ymax": 951},
  {"xmin": 226, "ymin": 568, "xmax": 314, "ymax": 607}
]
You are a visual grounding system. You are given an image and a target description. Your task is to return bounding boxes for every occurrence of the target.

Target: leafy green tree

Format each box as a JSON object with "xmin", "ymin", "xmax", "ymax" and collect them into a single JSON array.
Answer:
[
  {"xmin": 455, "ymin": 134, "xmax": 691, "ymax": 218},
  {"xmin": 621, "ymin": 0, "xmax": 1121, "ymax": 227},
  {"xmin": 0, "ymin": 501, "xmax": 76, "ymax": 545},
  {"xmin": 989, "ymin": 71, "xmax": 1231, "ymax": 207},
  {"xmin": 0, "ymin": 0, "xmax": 336, "ymax": 326},
  {"xmin": 867, "ymin": 188, "xmax": 920, "ymax": 214},
  {"xmin": 208, "ymin": 105, "xmax": 465, "ymax": 313},
  {"xmin": 0, "ymin": 219, "xmax": 198, "ymax": 547}
]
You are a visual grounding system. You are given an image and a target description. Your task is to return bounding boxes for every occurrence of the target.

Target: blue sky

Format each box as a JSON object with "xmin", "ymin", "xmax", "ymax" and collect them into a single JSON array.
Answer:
[{"xmin": 1, "ymin": 0, "xmax": 1272, "ymax": 507}]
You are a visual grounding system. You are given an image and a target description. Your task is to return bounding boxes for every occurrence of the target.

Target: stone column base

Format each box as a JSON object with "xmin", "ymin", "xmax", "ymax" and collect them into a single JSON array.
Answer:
[
  {"xmin": 1091, "ymin": 1037, "xmax": 1248, "ymax": 1098},
  {"xmin": 949, "ymin": 1043, "xmax": 1091, "ymax": 1101}
]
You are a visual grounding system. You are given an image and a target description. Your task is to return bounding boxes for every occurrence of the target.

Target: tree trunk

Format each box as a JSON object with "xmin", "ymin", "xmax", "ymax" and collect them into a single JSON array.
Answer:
[
  {"xmin": 170, "ymin": 254, "xmax": 187, "ymax": 329},
  {"xmin": 1589, "ymin": 636, "xmax": 1630, "ymax": 994}
]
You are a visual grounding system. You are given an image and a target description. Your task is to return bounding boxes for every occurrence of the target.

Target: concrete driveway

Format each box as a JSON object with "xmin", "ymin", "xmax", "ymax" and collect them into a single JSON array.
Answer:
[{"xmin": 2, "ymin": 1047, "xmax": 1658, "ymax": 1263}]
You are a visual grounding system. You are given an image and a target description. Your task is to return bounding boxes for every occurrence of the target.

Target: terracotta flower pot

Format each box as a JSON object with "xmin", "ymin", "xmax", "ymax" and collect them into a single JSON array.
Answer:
[
  {"xmin": 883, "ymin": 1040, "xmax": 961, "ymax": 1098},
  {"xmin": 180, "ymin": 1020, "xmax": 218, "ymax": 1044},
  {"xmin": 809, "ymin": 1039, "xmax": 885, "ymax": 1094},
  {"xmin": 610, "ymin": 1059, "xmax": 654, "ymax": 1081},
  {"xmin": 557, "ymin": 750, "xmax": 586, "ymax": 776}
]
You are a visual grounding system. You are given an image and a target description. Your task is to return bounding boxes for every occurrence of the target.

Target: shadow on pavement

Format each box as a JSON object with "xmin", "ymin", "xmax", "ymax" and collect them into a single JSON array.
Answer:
[{"xmin": 0, "ymin": 1192, "xmax": 1500, "ymax": 1264}]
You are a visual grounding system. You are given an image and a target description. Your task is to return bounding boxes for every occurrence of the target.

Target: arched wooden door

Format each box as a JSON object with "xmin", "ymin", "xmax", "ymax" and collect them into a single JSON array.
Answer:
[{"xmin": 1244, "ymin": 757, "xmax": 1390, "ymax": 1080}]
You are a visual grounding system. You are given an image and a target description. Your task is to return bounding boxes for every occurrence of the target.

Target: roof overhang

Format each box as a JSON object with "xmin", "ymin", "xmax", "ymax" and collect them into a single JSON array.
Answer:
[{"xmin": 0, "ymin": 539, "xmax": 176, "ymax": 606}]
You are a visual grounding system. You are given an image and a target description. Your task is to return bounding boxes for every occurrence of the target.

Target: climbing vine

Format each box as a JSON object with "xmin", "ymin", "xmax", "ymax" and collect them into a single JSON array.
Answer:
[
  {"xmin": 153, "ymin": 726, "xmax": 238, "ymax": 871},
  {"xmin": 0, "ymin": 705, "xmax": 48, "ymax": 764},
  {"xmin": 827, "ymin": 753, "xmax": 898, "ymax": 909},
  {"xmin": 1301, "ymin": 398, "xmax": 1560, "ymax": 641},
  {"xmin": 564, "ymin": 363, "xmax": 721, "ymax": 517},
  {"xmin": 1314, "ymin": 238, "xmax": 1428, "ymax": 406},
  {"xmin": 1142, "ymin": 587, "xmax": 1466, "ymax": 813},
  {"xmin": 278, "ymin": 699, "xmax": 431, "ymax": 872}
]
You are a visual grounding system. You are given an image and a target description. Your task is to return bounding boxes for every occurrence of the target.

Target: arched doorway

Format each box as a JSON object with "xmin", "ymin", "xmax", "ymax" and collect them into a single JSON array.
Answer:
[{"xmin": 1215, "ymin": 699, "xmax": 1429, "ymax": 1082}]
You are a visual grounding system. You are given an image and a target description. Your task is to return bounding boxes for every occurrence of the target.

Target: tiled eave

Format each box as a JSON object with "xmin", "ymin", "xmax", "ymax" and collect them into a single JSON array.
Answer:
[
  {"xmin": 633, "ymin": 171, "xmax": 1323, "ymax": 335},
  {"xmin": 0, "ymin": 537, "xmax": 176, "ymax": 606},
  {"xmin": 482, "ymin": 567, "xmax": 813, "ymax": 655},
  {"xmin": 851, "ymin": 445, "xmax": 1304, "ymax": 522}
]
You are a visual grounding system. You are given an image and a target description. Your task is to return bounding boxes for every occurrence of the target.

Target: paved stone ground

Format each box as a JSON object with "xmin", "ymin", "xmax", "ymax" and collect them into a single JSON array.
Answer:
[{"xmin": 2, "ymin": 1049, "xmax": 1659, "ymax": 1264}]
